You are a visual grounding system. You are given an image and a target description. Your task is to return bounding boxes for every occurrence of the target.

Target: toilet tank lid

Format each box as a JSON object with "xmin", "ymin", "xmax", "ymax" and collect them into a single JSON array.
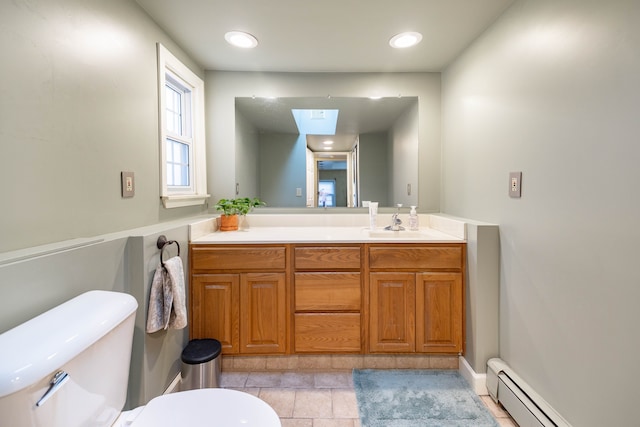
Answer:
[{"xmin": 0, "ymin": 290, "xmax": 138, "ymax": 398}]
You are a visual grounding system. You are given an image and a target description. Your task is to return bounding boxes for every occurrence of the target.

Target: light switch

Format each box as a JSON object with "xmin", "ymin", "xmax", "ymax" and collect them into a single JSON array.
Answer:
[
  {"xmin": 121, "ymin": 171, "xmax": 135, "ymax": 198},
  {"xmin": 296, "ymin": 187, "xmax": 302, "ymax": 197},
  {"xmin": 509, "ymin": 172, "xmax": 521, "ymax": 198}
]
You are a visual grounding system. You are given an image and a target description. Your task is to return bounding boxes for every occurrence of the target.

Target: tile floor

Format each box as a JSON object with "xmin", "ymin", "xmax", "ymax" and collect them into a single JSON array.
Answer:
[{"xmin": 221, "ymin": 370, "xmax": 518, "ymax": 427}]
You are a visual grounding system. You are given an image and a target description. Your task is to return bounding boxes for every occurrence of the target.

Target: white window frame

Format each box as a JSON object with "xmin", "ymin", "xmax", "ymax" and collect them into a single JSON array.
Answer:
[{"xmin": 157, "ymin": 43, "xmax": 208, "ymax": 208}]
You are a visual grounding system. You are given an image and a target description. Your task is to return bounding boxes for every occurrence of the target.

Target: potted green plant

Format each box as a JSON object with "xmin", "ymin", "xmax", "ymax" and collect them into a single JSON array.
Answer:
[{"xmin": 214, "ymin": 197, "xmax": 265, "ymax": 231}]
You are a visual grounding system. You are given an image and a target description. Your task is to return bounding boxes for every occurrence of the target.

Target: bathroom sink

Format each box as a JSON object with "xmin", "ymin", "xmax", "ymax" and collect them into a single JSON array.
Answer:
[{"xmin": 365, "ymin": 229, "xmax": 433, "ymax": 239}]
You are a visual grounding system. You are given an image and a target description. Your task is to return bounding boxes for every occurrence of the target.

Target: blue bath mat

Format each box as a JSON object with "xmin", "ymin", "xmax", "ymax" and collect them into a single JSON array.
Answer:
[{"xmin": 353, "ymin": 369, "xmax": 499, "ymax": 427}]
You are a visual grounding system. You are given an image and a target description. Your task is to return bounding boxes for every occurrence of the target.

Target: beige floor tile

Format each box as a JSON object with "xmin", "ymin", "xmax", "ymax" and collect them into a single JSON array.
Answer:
[
  {"xmin": 259, "ymin": 388, "xmax": 296, "ymax": 418},
  {"xmin": 312, "ymin": 419, "xmax": 356, "ymax": 427},
  {"xmin": 293, "ymin": 389, "xmax": 333, "ymax": 418},
  {"xmin": 222, "ymin": 369, "xmax": 516, "ymax": 427},
  {"xmin": 246, "ymin": 371, "xmax": 283, "ymax": 387},
  {"xmin": 314, "ymin": 372, "xmax": 352, "ymax": 389},
  {"xmin": 331, "ymin": 389, "xmax": 359, "ymax": 418},
  {"xmin": 282, "ymin": 372, "xmax": 315, "ymax": 388},
  {"xmin": 220, "ymin": 371, "xmax": 249, "ymax": 388},
  {"xmin": 280, "ymin": 419, "xmax": 313, "ymax": 427}
]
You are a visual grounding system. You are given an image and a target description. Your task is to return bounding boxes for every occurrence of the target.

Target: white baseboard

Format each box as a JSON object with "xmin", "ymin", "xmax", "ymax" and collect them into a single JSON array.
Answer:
[{"xmin": 459, "ymin": 356, "xmax": 488, "ymax": 395}]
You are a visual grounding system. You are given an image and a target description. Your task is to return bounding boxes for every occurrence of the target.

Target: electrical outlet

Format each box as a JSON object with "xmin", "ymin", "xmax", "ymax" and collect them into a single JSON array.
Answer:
[
  {"xmin": 121, "ymin": 171, "xmax": 135, "ymax": 198},
  {"xmin": 509, "ymin": 172, "xmax": 521, "ymax": 198},
  {"xmin": 296, "ymin": 187, "xmax": 302, "ymax": 197}
]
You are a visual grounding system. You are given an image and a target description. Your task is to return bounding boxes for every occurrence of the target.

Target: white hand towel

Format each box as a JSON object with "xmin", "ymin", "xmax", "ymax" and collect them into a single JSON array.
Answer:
[{"xmin": 146, "ymin": 256, "xmax": 187, "ymax": 333}]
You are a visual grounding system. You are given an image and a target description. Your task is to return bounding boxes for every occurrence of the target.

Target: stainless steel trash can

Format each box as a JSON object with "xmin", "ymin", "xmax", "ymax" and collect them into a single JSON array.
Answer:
[{"xmin": 181, "ymin": 339, "xmax": 222, "ymax": 390}]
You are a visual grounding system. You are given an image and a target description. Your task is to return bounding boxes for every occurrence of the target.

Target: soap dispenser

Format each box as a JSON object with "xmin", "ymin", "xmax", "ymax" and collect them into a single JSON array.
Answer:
[{"xmin": 409, "ymin": 206, "xmax": 419, "ymax": 231}]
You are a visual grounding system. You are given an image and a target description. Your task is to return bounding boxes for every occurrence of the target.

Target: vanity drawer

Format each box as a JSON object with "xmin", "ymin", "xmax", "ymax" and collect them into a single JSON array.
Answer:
[
  {"xmin": 192, "ymin": 246, "xmax": 286, "ymax": 271},
  {"xmin": 369, "ymin": 245, "xmax": 463, "ymax": 270},
  {"xmin": 294, "ymin": 246, "xmax": 361, "ymax": 270},
  {"xmin": 294, "ymin": 313, "xmax": 361, "ymax": 352},
  {"xmin": 295, "ymin": 273, "xmax": 361, "ymax": 311}
]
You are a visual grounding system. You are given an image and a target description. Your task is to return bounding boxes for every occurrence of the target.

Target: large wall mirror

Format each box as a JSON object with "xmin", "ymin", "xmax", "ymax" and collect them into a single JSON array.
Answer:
[{"xmin": 234, "ymin": 96, "xmax": 419, "ymax": 208}]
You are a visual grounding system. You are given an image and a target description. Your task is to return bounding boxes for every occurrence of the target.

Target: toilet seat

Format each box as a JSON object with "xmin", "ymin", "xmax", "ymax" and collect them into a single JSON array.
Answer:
[{"xmin": 118, "ymin": 389, "xmax": 281, "ymax": 427}]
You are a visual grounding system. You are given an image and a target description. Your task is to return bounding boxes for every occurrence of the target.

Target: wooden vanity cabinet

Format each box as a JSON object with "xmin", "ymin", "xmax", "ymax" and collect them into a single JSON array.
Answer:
[
  {"xmin": 293, "ymin": 246, "xmax": 363, "ymax": 353},
  {"xmin": 190, "ymin": 245, "xmax": 287, "ymax": 355},
  {"xmin": 190, "ymin": 241, "xmax": 465, "ymax": 356},
  {"xmin": 368, "ymin": 244, "xmax": 465, "ymax": 354}
]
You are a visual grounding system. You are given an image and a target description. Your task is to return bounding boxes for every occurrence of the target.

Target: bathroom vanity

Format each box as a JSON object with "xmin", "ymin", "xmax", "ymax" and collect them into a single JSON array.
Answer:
[{"xmin": 188, "ymin": 215, "xmax": 466, "ymax": 357}]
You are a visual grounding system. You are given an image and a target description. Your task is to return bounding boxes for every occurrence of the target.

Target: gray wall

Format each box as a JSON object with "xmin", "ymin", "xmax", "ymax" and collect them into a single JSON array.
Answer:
[
  {"xmin": 258, "ymin": 133, "xmax": 307, "ymax": 207},
  {"xmin": 0, "ymin": 0, "xmax": 207, "ymax": 253},
  {"xmin": 359, "ymin": 132, "xmax": 389, "ymax": 205},
  {"xmin": 441, "ymin": 1, "xmax": 640, "ymax": 425},
  {"xmin": 389, "ymin": 100, "xmax": 420, "ymax": 207},
  {"xmin": 0, "ymin": 220, "xmax": 193, "ymax": 409},
  {"xmin": 462, "ymin": 221, "xmax": 500, "ymax": 376},
  {"xmin": 125, "ymin": 224, "xmax": 190, "ymax": 409},
  {"xmin": 205, "ymin": 72, "xmax": 441, "ymax": 212},
  {"xmin": 235, "ymin": 107, "xmax": 260, "ymax": 198},
  {"xmin": 0, "ymin": 0, "xmax": 205, "ymax": 410}
]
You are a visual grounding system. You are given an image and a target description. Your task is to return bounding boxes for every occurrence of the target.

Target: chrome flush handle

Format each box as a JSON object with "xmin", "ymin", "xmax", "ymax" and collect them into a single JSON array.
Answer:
[{"xmin": 36, "ymin": 370, "xmax": 70, "ymax": 407}]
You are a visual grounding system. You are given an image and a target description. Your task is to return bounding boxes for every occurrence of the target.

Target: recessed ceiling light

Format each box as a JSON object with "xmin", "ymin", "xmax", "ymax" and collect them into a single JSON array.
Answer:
[
  {"xmin": 323, "ymin": 140, "xmax": 334, "ymax": 145},
  {"xmin": 389, "ymin": 32, "xmax": 423, "ymax": 49},
  {"xmin": 323, "ymin": 146, "xmax": 333, "ymax": 150},
  {"xmin": 224, "ymin": 31, "xmax": 258, "ymax": 49}
]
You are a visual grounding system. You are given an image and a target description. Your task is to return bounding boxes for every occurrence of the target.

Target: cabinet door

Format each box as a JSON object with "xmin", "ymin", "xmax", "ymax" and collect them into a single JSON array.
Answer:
[
  {"xmin": 416, "ymin": 272, "xmax": 463, "ymax": 353},
  {"xmin": 191, "ymin": 274, "xmax": 239, "ymax": 353},
  {"xmin": 240, "ymin": 273, "xmax": 287, "ymax": 354},
  {"xmin": 369, "ymin": 272, "xmax": 416, "ymax": 353}
]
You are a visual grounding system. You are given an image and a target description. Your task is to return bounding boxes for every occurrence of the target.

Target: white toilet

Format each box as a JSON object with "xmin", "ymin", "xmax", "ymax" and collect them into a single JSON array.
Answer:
[{"xmin": 0, "ymin": 290, "xmax": 281, "ymax": 427}]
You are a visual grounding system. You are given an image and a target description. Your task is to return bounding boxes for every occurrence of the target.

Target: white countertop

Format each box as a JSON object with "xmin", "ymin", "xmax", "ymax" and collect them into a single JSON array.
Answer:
[
  {"xmin": 191, "ymin": 226, "xmax": 464, "ymax": 244},
  {"xmin": 189, "ymin": 213, "xmax": 466, "ymax": 244}
]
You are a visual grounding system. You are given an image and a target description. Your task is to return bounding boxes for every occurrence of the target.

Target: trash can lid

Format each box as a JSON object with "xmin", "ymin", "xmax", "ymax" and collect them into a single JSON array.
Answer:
[{"xmin": 181, "ymin": 339, "xmax": 222, "ymax": 364}]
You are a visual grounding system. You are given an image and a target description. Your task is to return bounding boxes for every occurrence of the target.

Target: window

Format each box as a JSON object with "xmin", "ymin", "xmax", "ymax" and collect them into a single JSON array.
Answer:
[{"xmin": 157, "ymin": 43, "xmax": 208, "ymax": 208}]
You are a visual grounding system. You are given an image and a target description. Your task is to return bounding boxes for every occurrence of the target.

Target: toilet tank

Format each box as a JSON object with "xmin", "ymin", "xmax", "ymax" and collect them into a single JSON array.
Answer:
[{"xmin": 0, "ymin": 290, "xmax": 138, "ymax": 427}]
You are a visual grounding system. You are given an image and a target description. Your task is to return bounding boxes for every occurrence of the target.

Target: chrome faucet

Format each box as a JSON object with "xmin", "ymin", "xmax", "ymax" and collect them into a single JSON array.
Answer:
[{"xmin": 385, "ymin": 204, "xmax": 405, "ymax": 231}]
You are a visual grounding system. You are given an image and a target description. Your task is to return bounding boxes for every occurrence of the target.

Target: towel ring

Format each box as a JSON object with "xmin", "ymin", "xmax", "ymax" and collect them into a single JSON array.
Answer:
[{"xmin": 157, "ymin": 235, "xmax": 180, "ymax": 268}]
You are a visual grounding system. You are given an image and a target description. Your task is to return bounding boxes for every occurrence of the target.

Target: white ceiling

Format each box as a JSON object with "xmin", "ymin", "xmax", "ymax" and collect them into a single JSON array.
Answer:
[{"xmin": 134, "ymin": 0, "xmax": 514, "ymax": 72}]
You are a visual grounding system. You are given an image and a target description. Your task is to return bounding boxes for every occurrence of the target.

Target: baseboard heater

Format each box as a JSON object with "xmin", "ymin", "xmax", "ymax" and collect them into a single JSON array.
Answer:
[{"xmin": 487, "ymin": 358, "xmax": 572, "ymax": 427}]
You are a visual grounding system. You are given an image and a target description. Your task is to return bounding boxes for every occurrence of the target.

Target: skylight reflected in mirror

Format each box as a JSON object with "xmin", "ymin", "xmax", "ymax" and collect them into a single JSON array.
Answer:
[{"xmin": 291, "ymin": 109, "xmax": 339, "ymax": 135}]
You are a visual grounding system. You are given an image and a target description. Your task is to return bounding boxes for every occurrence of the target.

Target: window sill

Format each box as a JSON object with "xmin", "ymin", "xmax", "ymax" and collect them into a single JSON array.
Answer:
[{"xmin": 161, "ymin": 194, "xmax": 210, "ymax": 209}]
